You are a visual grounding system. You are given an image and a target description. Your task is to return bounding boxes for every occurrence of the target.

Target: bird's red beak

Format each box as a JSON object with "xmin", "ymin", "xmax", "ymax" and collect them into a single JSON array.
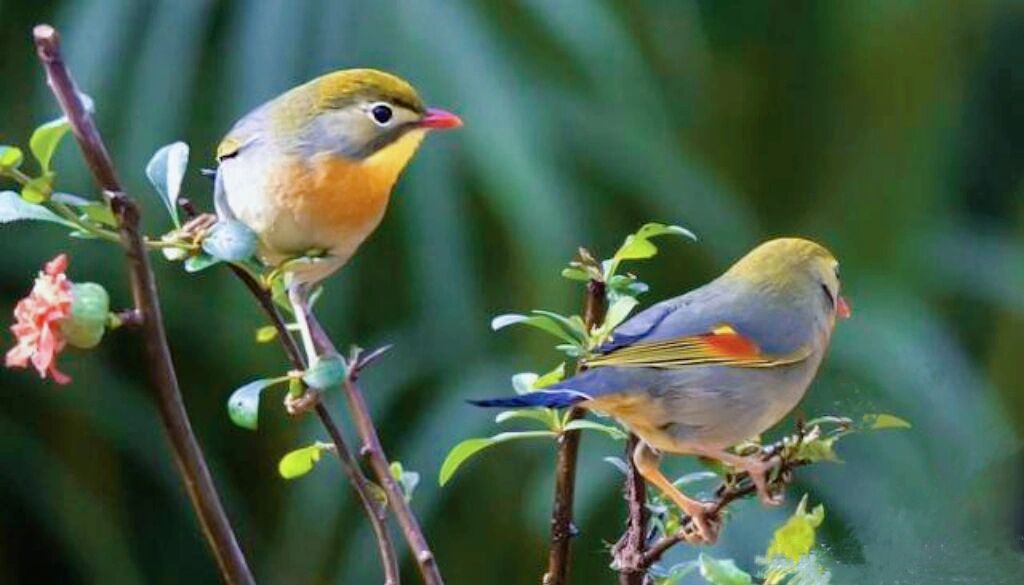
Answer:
[
  {"xmin": 837, "ymin": 295, "xmax": 852, "ymax": 320},
  {"xmin": 420, "ymin": 107, "xmax": 462, "ymax": 129}
]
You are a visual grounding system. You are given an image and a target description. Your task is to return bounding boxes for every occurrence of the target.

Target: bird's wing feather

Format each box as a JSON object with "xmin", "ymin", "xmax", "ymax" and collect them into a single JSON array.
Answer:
[
  {"xmin": 592, "ymin": 276, "xmax": 818, "ymax": 368},
  {"xmin": 586, "ymin": 324, "xmax": 813, "ymax": 369}
]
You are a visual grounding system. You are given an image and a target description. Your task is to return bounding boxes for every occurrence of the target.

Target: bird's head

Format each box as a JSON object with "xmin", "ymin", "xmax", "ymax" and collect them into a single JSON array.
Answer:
[
  {"xmin": 273, "ymin": 68, "xmax": 461, "ymax": 167},
  {"xmin": 725, "ymin": 238, "xmax": 851, "ymax": 322}
]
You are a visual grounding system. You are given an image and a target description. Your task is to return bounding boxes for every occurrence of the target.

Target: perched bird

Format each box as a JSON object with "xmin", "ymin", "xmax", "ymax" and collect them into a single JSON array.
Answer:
[
  {"xmin": 214, "ymin": 69, "xmax": 461, "ymax": 358},
  {"xmin": 471, "ymin": 238, "xmax": 850, "ymax": 542}
]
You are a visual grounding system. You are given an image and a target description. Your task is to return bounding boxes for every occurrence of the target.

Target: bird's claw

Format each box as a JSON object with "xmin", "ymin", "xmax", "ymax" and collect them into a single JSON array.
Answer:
[
  {"xmin": 748, "ymin": 455, "xmax": 784, "ymax": 507},
  {"xmin": 683, "ymin": 502, "xmax": 720, "ymax": 545}
]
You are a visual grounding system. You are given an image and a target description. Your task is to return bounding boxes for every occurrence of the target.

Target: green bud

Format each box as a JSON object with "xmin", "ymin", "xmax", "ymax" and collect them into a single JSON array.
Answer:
[{"xmin": 60, "ymin": 282, "xmax": 110, "ymax": 349}]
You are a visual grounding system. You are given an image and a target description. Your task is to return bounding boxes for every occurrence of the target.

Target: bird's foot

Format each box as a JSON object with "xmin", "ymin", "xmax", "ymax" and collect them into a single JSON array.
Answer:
[
  {"xmin": 745, "ymin": 455, "xmax": 784, "ymax": 506},
  {"xmin": 682, "ymin": 502, "xmax": 720, "ymax": 545}
]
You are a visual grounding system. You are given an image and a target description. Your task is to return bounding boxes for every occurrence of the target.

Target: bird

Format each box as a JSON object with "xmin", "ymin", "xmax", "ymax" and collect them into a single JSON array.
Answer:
[
  {"xmin": 213, "ymin": 69, "xmax": 461, "ymax": 360},
  {"xmin": 470, "ymin": 238, "xmax": 850, "ymax": 543}
]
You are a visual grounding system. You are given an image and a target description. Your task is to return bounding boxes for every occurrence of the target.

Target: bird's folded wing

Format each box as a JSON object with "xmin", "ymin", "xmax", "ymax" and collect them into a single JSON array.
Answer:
[{"xmin": 586, "ymin": 324, "xmax": 813, "ymax": 369}]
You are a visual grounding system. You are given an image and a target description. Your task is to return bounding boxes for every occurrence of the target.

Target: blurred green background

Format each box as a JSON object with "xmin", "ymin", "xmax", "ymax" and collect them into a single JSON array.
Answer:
[{"xmin": 1, "ymin": 1, "xmax": 1022, "ymax": 583}]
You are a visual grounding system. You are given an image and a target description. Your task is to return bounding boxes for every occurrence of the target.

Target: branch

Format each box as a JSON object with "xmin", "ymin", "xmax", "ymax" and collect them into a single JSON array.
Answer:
[
  {"xmin": 304, "ymin": 320, "xmax": 444, "ymax": 585},
  {"xmin": 32, "ymin": 24, "xmax": 255, "ymax": 585},
  {"xmin": 228, "ymin": 267, "xmax": 400, "ymax": 585},
  {"xmin": 544, "ymin": 276, "xmax": 608, "ymax": 585},
  {"xmin": 612, "ymin": 434, "xmax": 649, "ymax": 585}
]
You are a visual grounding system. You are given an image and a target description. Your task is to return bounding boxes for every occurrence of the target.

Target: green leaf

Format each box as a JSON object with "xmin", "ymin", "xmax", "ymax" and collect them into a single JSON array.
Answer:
[
  {"xmin": 766, "ymin": 495, "xmax": 825, "ymax": 562},
  {"xmin": 563, "ymin": 419, "xmax": 627, "ymax": 440},
  {"xmin": 227, "ymin": 378, "xmax": 280, "ymax": 430},
  {"xmin": 184, "ymin": 253, "xmax": 221, "ymax": 273},
  {"xmin": 278, "ymin": 443, "xmax": 329, "ymax": 480},
  {"xmin": 495, "ymin": 409, "xmax": 556, "ymax": 428},
  {"xmin": 613, "ymin": 223, "xmax": 696, "ymax": 263},
  {"xmin": 0, "ymin": 145, "xmax": 24, "ymax": 170},
  {"xmin": 863, "ymin": 413, "xmax": 911, "ymax": 430},
  {"xmin": 20, "ymin": 174, "xmax": 54, "ymax": 203},
  {"xmin": 302, "ymin": 354, "xmax": 347, "ymax": 389},
  {"xmin": 255, "ymin": 325, "xmax": 278, "ymax": 343},
  {"xmin": 29, "ymin": 118, "xmax": 70, "ymax": 172},
  {"xmin": 439, "ymin": 431, "xmax": 556, "ymax": 486},
  {"xmin": 698, "ymin": 554, "xmax": 754, "ymax": 585},
  {"xmin": 560, "ymin": 266, "xmax": 590, "ymax": 281},
  {"xmin": 390, "ymin": 462, "xmax": 421, "ymax": 503},
  {"xmin": 659, "ymin": 560, "xmax": 699, "ymax": 584},
  {"xmin": 600, "ymin": 296, "xmax": 639, "ymax": 332},
  {"xmin": 145, "ymin": 142, "xmax": 189, "ymax": 226},
  {"xmin": 491, "ymin": 312, "xmax": 584, "ymax": 346},
  {"xmin": 795, "ymin": 437, "xmax": 840, "ymax": 463},
  {"xmin": 534, "ymin": 362, "xmax": 566, "ymax": 388},
  {"xmin": 60, "ymin": 283, "xmax": 110, "ymax": 349},
  {"xmin": 202, "ymin": 220, "xmax": 257, "ymax": 262},
  {"xmin": 0, "ymin": 191, "xmax": 76, "ymax": 227},
  {"xmin": 80, "ymin": 202, "xmax": 117, "ymax": 227}
]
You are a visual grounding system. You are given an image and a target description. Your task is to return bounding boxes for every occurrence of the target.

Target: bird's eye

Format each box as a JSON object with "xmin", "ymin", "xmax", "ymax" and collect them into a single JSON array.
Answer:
[{"xmin": 370, "ymin": 104, "xmax": 393, "ymax": 126}]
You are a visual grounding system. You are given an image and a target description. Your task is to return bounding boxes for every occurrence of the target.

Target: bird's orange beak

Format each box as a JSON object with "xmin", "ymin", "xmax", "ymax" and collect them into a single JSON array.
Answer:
[
  {"xmin": 420, "ymin": 107, "xmax": 462, "ymax": 129},
  {"xmin": 837, "ymin": 295, "xmax": 852, "ymax": 320}
]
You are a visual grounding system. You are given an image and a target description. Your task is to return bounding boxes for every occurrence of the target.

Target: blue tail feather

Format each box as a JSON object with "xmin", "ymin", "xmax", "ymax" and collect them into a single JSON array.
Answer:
[{"xmin": 467, "ymin": 390, "xmax": 589, "ymax": 409}]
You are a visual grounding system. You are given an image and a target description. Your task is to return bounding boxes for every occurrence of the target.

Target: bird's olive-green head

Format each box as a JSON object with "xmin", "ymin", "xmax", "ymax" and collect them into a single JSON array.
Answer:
[
  {"xmin": 725, "ymin": 238, "xmax": 850, "ymax": 320},
  {"xmin": 227, "ymin": 68, "xmax": 461, "ymax": 161}
]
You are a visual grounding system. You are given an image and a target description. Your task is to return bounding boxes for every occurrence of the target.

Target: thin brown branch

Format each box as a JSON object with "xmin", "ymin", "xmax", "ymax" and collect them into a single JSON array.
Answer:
[
  {"xmin": 544, "ymin": 276, "xmax": 608, "ymax": 585},
  {"xmin": 613, "ymin": 434, "xmax": 650, "ymax": 585},
  {"xmin": 304, "ymin": 319, "xmax": 444, "ymax": 585},
  {"xmin": 32, "ymin": 24, "xmax": 255, "ymax": 585},
  {"xmin": 228, "ymin": 267, "xmax": 401, "ymax": 585}
]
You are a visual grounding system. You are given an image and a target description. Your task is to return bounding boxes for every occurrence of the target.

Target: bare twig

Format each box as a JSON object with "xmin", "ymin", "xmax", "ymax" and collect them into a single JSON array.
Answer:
[
  {"xmin": 228, "ymin": 267, "xmax": 401, "ymax": 585},
  {"xmin": 304, "ymin": 320, "xmax": 444, "ymax": 585},
  {"xmin": 544, "ymin": 276, "xmax": 608, "ymax": 585},
  {"xmin": 32, "ymin": 24, "xmax": 255, "ymax": 585}
]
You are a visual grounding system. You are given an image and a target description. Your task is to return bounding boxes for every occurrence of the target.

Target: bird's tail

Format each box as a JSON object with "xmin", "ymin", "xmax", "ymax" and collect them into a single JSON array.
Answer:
[{"xmin": 467, "ymin": 389, "xmax": 590, "ymax": 409}]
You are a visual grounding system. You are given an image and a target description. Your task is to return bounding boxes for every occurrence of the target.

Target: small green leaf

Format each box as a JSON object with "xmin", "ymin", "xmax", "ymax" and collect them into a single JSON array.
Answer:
[
  {"xmin": 20, "ymin": 174, "xmax": 54, "ymax": 203},
  {"xmin": 184, "ymin": 253, "xmax": 221, "ymax": 273},
  {"xmin": 614, "ymin": 223, "xmax": 695, "ymax": 261},
  {"xmin": 491, "ymin": 312, "xmax": 583, "ymax": 346},
  {"xmin": 278, "ymin": 443, "xmax": 329, "ymax": 479},
  {"xmin": 495, "ymin": 409, "xmax": 556, "ymax": 428},
  {"xmin": 863, "ymin": 413, "xmax": 911, "ymax": 430},
  {"xmin": 60, "ymin": 282, "xmax": 110, "ymax": 349},
  {"xmin": 390, "ymin": 461, "xmax": 421, "ymax": 503},
  {"xmin": 766, "ymin": 495, "xmax": 825, "ymax": 562},
  {"xmin": 29, "ymin": 118, "xmax": 70, "ymax": 172},
  {"xmin": 600, "ymin": 296, "xmax": 639, "ymax": 332},
  {"xmin": 80, "ymin": 202, "xmax": 117, "ymax": 227},
  {"xmin": 288, "ymin": 377, "xmax": 304, "ymax": 398},
  {"xmin": 534, "ymin": 362, "xmax": 566, "ymax": 388},
  {"xmin": 302, "ymin": 354, "xmax": 346, "ymax": 389},
  {"xmin": 202, "ymin": 219, "xmax": 257, "ymax": 262},
  {"xmin": 439, "ymin": 431, "xmax": 556, "ymax": 486},
  {"xmin": 255, "ymin": 325, "xmax": 278, "ymax": 343},
  {"xmin": 604, "ymin": 456, "xmax": 629, "ymax": 475},
  {"xmin": 511, "ymin": 372, "xmax": 539, "ymax": 395},
  {"xmin": 560, "ymin": 266, "xmax": 590, "ymax": 281},
  {"xmin": 145, "ymin": 142, "xmax": 189, "ymax": 226},
  {"xmin": 562, "ymin": 419, "xmax": 627, "ymax": 440},
  {"xmin": 796, "ymin": 436, "xmax": 840, "ymax": 463},
  {"xmin": 0, "ymin": 145, "xmax": 24, "ymax": 170},
  {"xmin": 0, "ymin": 191, "xmax": 76, "ymax": 227},
  {"xmin": 698, "ymin": 554, "xmax": 754, "ymax": 585},
  {"xmin": 227, "ymin": 378, "xmax": 280, "ymax": 430}
]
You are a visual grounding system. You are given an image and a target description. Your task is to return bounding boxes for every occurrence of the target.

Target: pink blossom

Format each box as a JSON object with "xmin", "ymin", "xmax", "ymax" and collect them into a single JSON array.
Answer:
[{"xmin": 5, "ymin": 254, "xmax": 74, "ymax": 384}]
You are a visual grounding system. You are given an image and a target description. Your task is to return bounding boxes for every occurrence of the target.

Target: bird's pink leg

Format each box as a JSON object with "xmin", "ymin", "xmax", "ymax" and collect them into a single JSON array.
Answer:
[
  {"xmin": 633, "ymin": 441, "xmax": 718, "ymax": 544},
  {"xmin": 696, "ymin": 448, "xmax": 783, "ymax": 506}
]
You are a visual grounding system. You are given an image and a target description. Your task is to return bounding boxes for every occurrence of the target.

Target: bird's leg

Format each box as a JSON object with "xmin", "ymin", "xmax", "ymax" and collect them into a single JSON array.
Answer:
[
  {"xmin": 287, "ymin": 282, "xmax": 319, "ymax": 363},
  {"xmin": 632, "ymin": 441, "xmax": 718, "ymax": 544},
  {"xmin": 697, "ymin": 448, "xmax": 783, "ymax": 506}
]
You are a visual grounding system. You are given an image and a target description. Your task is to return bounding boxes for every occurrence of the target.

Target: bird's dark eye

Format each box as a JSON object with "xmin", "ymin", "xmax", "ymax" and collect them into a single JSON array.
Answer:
[
  {"xmin": 820, "ymin": 283, "xmax": 836, "ymax": 309},
  {"xmin": 370, "ymin": 104, "xmax": 393, "ymax": 125}
]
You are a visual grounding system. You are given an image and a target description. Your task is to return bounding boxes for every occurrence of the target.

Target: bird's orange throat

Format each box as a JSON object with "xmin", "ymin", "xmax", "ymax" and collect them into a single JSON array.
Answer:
[{"xmin": 275, "ymin": 129, "xmax": 427, "ymax": 238}]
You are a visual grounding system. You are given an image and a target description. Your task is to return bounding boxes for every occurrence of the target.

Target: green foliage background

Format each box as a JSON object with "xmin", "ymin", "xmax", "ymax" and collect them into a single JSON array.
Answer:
[{"xmin": 1, "ymin": 1, "xmax": 1022, "ymax": 583}]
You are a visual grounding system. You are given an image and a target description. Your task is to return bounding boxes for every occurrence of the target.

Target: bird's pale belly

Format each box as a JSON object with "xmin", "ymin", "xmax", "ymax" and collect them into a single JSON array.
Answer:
[{"xmin": 224, "ymin": 153, "xmax": 393, "ymax": 267}]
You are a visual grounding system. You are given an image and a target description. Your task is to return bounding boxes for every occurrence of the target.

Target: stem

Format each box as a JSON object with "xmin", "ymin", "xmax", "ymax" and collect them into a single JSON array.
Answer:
[
  {"xmin": 544, "ymin": 278, "xmax": 607, "ymax": 585},
  {"xmin": 228, "ymin": 267, "xmax": 401, "ymax": 585},
  {"xmin": 304, "ymin": 320, "xmax": 444, "ymax": 585},
  {"xmin": 32, "ymin": 24, "xmax": 255, "ymax": 585},
  {"xmin": 613, "ymin": 434, "xmax": 649, "ymax": 585}
]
